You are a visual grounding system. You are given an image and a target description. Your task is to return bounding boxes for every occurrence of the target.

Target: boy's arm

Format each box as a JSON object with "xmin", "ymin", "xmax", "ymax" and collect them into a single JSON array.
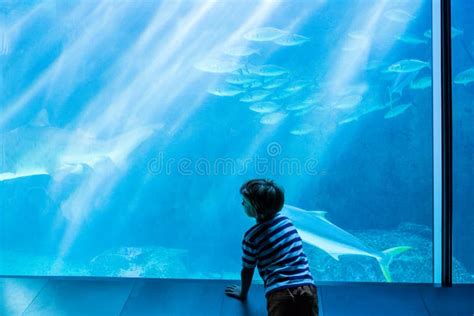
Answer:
[{"xmin": 240, "ymin": 267, "xmax": 255, "ymax": 299}]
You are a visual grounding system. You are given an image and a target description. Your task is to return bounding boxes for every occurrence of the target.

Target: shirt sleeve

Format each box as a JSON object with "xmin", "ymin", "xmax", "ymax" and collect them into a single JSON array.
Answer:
[{"xmin": 242, "ymin": 234, "xmax": 257, "ymax": 269}]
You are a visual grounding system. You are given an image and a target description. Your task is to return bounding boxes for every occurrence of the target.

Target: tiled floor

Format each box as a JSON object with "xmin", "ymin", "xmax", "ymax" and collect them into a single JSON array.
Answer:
[{"xmin": 0, "ymin": 277, "xmax": 473, "ymax": 315}]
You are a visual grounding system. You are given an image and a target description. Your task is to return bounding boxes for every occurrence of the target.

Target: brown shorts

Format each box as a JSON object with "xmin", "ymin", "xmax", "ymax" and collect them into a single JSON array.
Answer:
[{"xmin": 266, "ymin": 285, "xmax": 319, "ymax": 316}]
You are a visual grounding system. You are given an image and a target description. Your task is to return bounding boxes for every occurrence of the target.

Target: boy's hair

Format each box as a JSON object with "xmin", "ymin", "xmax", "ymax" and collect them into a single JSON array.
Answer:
[{"xmin": 240, "ymin": 179, "xmax": 284, "ymax": 220}]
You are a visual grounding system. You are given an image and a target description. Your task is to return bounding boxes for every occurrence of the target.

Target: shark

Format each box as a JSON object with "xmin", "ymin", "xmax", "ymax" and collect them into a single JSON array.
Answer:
[
  {"xmin": 281, "ymin": 204, "xmax": 411, "ymax": 282},
  {"xmin": 0, "ymin": 110, "xmax": 159, "ymax": 181}
]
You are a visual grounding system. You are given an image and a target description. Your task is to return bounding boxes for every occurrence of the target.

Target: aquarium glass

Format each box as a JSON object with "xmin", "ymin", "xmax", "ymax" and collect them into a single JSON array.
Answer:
[
  {"xmin": 0, "ymin": 0, "xmax": 433, "ymax": 283},
  {"xmin": 451, "ymin": 0, "xmax": 474, "ymax": 284}
]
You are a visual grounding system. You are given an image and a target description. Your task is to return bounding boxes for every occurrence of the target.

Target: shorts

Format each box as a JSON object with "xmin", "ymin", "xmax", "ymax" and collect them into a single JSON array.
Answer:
[{"xmin": 266, "ymin": 285, "xmax": 319, "ymax": 316}]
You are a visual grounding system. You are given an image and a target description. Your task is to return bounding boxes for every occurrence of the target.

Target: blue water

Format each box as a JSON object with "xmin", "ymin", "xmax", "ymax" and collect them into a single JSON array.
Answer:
[{"xmin": 0, "ymin": 0, "xmax": 472, "ymax": 283}]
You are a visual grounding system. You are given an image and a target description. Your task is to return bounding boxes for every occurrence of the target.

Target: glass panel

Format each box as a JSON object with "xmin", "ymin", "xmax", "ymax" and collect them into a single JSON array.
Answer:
[
  {"xmin": 451, "ymin": 0, "xmax": 474, "ymax": 284},
  {"xmin": 0, "ymin": 0, "xmax": 432, "ymax": 282}
]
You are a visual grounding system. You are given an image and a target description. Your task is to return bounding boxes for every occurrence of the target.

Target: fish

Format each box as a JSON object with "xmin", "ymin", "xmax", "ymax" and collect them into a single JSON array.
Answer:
[
  {"xmin": 243, "ymin": 81, "xmax": 264, "ymax": 89},
  {"xmin": 384, "ymin": 103, "xmax": 413, "ymax": 119},
  {"xmin": 0, "ymin": 32, "xmax": 9, "ymax": 55},
  {"xmin": 271, "ymin": 89, "xmax": 298, "ymax": 100},
  {"xmin": 338, "ymin": 116, "xmax": 359, "ymax": 125},
  {"xmin": 304, "ymin": 92, "xmax": 325, "ymax": 104},
  {"xmin": 293, "ymin": 106, "xmax": 318, "ymax": 117},
  {"xmin": 273, "ymin": 33, "xmax": 310, "ymax": 46},
  {"xmin": 451, "ymin": 27, "xmax": 464, "ymax": 37},
  {"xmin": 223, "ymin": 46, "xmax": 260, "ymax": 57},
  {"xmin": 409, "ymin": 76, "xmax": 432, "ymax": 90},
  {"xmin": 383, "ymin": 9, "xmax": 415, "ymax": 23},
  {"xmin": 207, "ymin": 84, "xmax": 245, "ymax": 97},
  {"xmin": 289, "ymin": 124, "xmax": 315, "ymax": 135},
  {"xmin": 362, "ymin": 103, "xmax": 391, "ymax": 115},
  {"xmin": 225, "ymin": 74, "xmax": 258, "ymax": 85},
  {"xmin": 389, "ymin": 71, "xmax": 419, "ymax": 97},
  {"xmin": 247, "ymin": 64, "xmax": 289, "ymax": 77},
  {"xmin": 194, "ymin": 58, "xmax": 243, "ymax": 74},
  {"xmin": 347, "ymin": 31, "xmax": 369, "ymax": 40},
  {"xmin": 0, "ymin": 117, "xmax": 158, "ymax": 182},
  {"xmin": 244, "ymin": 26, "xmax": 288, "ymax": 42},
  {"xmin": 423, "ymin": 27, "xmax": 463, "ymax": 39},
  {"xmin": 281, "ymin": 204, "xmax": 411, "ymax": 282},
  {"xmin": 239, "ymin": 90, "xmax": 272, "ymax": 102},
  {"xmin": 397, "ymin": 34, "xmax": 428, "ymax": 45},
  {"xmin": 248, "ymin": 101, "xmax": 281, "ymax": 113},
  {"xmin": 284, "ymin": 80, "xmax": 312, "ymax": 93},
  {"xmin": 387, "ymin": 59, "xmax": 430, "ymax": 73},
  {"xmin": 262, "ymin": 78, "xmax": 289, "ymax": 89},
  {"xmin": 454, "ymin": 67, "xmax": 474, "ymax": 85},
  {"xmin": 286, "ymin": 102, "xmax": 314, "ymax": 111},
  {"xmin": 260, "ymin": 111, "xmax": 288, "ymax": 125},
  {"xmin": 333, "ymin": 94, "xmax": 362, "ymax": 109}
]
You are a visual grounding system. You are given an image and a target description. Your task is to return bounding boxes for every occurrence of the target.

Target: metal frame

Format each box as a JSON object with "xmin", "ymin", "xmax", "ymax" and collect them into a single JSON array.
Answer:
[
  {"xmin": 433, "ymin": 0, "xmax": 453, "ymax": 287},
  {"xmin": 432, "ymin": 0, "xmax": 443, "ymax": 286},
  {"xmin": 440, "ymin": 0, "xmax": 453, "ymax": 287}
]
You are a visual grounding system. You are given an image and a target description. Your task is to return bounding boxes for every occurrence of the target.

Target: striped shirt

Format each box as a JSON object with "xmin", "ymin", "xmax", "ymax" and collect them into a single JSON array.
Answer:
[{"xmin": 242, "ymin": 213, "xmax": 314, "ymax": 297}]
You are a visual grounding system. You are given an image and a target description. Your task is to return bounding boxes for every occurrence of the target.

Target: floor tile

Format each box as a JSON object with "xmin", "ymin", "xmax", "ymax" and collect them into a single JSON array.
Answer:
[
  {"xmin": 22, "ymin": 278, "xmax": 134, "ymax": 316},
  {"xmin": 321, "ymin": 285, "xmax": 430, "ymax": 316},
  {"xmin": 0, "ymin": 278, "xmax": 48, "ymax": 316}
]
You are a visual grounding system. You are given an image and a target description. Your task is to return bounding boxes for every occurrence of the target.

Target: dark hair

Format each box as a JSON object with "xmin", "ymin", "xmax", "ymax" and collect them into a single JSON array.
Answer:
[{"xmin": 240, "ymin": 179, "xmax": 284, "ymax": 220}]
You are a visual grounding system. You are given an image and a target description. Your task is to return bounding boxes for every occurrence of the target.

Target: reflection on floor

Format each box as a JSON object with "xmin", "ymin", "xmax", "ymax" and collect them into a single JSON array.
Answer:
[{"xmin": 0, "ymin": 277, "xmax": 473, "ymax": 315}]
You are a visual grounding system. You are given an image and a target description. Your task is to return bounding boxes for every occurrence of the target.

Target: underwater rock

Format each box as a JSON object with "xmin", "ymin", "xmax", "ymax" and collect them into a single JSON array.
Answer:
[{"xmin": 90, "ymin": 246, "xmax": 188, "ymax": 278}]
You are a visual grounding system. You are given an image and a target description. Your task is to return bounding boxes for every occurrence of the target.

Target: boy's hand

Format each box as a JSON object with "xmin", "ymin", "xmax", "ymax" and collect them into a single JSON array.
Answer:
[{"xmin": 225, "ymin": 284, "xmax": 247, "ymax": 301}]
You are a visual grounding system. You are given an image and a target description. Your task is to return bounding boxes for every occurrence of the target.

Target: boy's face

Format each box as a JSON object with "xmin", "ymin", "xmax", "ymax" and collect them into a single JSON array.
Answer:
[{"xmin": 241, "ymin": 195, "xmax": 257, "ymax": 218}]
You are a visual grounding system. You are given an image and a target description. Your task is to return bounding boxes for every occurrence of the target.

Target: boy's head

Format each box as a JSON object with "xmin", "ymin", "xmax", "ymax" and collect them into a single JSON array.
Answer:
[{"xmin": 240, "ymin": 179, "xmax": 284, "ymax": 221}]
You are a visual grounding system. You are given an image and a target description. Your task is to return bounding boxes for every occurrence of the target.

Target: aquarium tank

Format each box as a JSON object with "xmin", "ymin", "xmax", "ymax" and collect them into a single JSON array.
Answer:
[{"xmin": 0, "ymin": 0, "xmax": 472, "ymax": 284}]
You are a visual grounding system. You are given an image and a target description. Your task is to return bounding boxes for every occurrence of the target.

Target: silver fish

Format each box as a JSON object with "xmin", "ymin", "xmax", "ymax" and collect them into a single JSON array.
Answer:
[
  {"xmin": 248, "ymin": 101, "xmax": 281, "ymax": 113},
  {"xmin": 224, "ymin": 45, "xmax": 260, "ymax": 57},
  {"xmin": 225, "ymin": 74, "xmax": 258, "ymax": 85},
  {"xmin": 387, "ymin": 59, "xmax": 430, "ymax": 73},
  {"xmin": 260, "ymin": 111, "xmax": 288, "ymax": 125},
  {"xmin": 244, "ymin": 26, "xmax": 288, "ymax": 42},
  {"xmin": 247, "ymin": 64, "xmax": 289, "ymax": 77},
  {"xmin": 383, "ymin": 9, "xmax": 414, "ymax": 23},
  {"xmin": 333, "ymin": 95, "xmax": 362, "ymax": 109},
  {"xmin": 239, "ymin": 90, "xmax": 272, "ymax": 102},
  {"xmin": 409, "ymin": 76, "xmax": 432, "ymax": 90},
  {"xmin": 347, "ymin": 31, "xmax": 369, "ymax": 40},
  {"xmin": 273, "ymin": 33, "xmax": 310, "ymax": 46},
  {"xmin": 423, "ymin": 27, "xmax": 463, "ymax": 39},
  {"xmin": 397, "ymin": 34, "xmax": 428, "ymax": 45},
  {"xmin": 262, "ymin": 78, "xmax": 289, "ymax": 89},
  {"xmin": 289, "ymin": 124, "xmax": 315, "ymax": 135},
  {"xmin": 286, "ymin": 102, "xmax": 314, "ymax": 111},
  {"xmin": 243, "ymin": 81, "xmax": 264, "ymax": 89},
  {"xmin": 0, "ymin": 122, "xmax": 157, "ymax": 181},
  {"xmin": 338, "ymin": 116, "xmax": 359, "ymax": 125},
  {"xmin": 284, "ymin": 80, "xmax": 312, "ymax": 93},
  {"xmin": 384, "ymin": 103, "xmax": 413, "ymax": 119},
  {"xmin": 454, "ymin": 67, "xmax": 474, "ymax": 86},
  {"xmin": 207, "ymin": 84, "xmax": 245, "ymax": 96},
  {"xmin": 271, "ymin": 90, "xmax": 298, "ymax": 100},
  {"xmin": 194, "ymin": 58, "xmax": 243, "ymax": 74},
  {"xmin": 390, "ymin": 71, "xmax": 419, "ymax": 97},
  {"xmin": 282, "ymin": 204, "xmax": 411, "ymax": 282}
]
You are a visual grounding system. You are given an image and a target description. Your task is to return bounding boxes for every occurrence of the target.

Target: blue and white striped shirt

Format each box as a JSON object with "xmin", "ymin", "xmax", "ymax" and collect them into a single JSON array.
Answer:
[{"xmin": 242, "ymin": 213, "xmax": 314, "ymax": 297}]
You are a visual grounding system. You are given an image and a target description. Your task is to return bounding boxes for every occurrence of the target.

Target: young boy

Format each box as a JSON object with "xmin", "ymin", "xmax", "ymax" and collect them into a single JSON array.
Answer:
[{"xmin": 225, "ymin": 179, "xmax": 318, "ymax": 316}]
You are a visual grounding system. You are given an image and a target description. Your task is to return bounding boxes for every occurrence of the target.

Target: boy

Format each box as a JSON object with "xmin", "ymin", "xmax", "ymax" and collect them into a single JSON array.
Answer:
[{"xmin": 225, "ymin": 179, "xmax": 318, "ymax": 316}]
